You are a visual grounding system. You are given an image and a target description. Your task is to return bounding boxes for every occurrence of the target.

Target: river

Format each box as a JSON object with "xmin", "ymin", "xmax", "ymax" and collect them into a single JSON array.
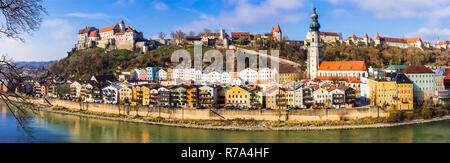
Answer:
[{"xmin": 0, "ymin": 105, "xmax": 449, "ymax": 143}]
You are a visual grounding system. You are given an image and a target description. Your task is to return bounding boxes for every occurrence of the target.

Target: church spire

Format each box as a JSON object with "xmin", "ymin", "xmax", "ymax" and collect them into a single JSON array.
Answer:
[{"xmin": 310, "ymin": 8, "xmax": 321, "ymax": 31}]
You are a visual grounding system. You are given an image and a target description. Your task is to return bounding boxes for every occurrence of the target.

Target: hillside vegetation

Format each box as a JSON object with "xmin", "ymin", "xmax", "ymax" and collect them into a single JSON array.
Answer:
[{"xmin": 45, "ymin": 44, "xmax": 449, "ymax": 80}]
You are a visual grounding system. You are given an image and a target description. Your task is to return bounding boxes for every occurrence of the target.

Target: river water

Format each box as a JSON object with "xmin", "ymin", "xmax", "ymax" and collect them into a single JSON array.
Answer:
[{"xmin": 0, "ymin": 105, "xmax": 449, "ymax": 143}]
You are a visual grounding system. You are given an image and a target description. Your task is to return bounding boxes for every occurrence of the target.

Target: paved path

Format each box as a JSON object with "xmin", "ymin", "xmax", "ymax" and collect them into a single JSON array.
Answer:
[{"xmin": 237, "ymin": 48, "xmax": 302, "ymax": 67}]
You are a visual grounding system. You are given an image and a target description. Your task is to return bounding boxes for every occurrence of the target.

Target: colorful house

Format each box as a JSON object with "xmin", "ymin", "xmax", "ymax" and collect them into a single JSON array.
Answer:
[
  {"xmin": 225, "ymin": 86, "xmax": 250, "ymax": 108},
  {"xmin": 279, "ymin": 67, "xmax": 301, "ymax": 84},
  {"xmin": 402, "ymin": 65, "xmax": 435, "ymax": 103}
]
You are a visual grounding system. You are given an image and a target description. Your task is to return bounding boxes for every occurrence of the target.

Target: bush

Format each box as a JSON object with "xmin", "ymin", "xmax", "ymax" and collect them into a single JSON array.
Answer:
[
  {"xmin": 387, "ymin": 110, "xmax": 403, "ymax": 123},
  {"xmin": 421, "ymin": 107, "xmax": 433, "ymax": 119}
]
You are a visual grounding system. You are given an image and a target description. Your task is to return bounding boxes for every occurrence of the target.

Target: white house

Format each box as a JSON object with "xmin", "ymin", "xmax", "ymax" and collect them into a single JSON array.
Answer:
[
  {"xmin": 239, "ymin": 68, "xmax": 258, "ymax": 84},
  {"xmin": 258, "ymin": 68, "xmax": 278, "ymax": 82},
  {"xmin": 208, "ymin": 71, "xmax": 222, "ymax": 84},
  {"xmin": 221, "ymin": 72, "xmax": 231, "ymax": 85},
  {"xmin": 156, "ymin": 69, "xmax": 168, "ymax": 81},
  {"xmin": 102, "ymin": 85, "xmax": 122, "ymax": 104}
]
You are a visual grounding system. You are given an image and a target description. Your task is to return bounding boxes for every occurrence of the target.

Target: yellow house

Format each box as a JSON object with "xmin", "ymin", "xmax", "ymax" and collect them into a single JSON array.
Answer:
[
  {"xmin": 279, "ymin": 67, "xmax": 301, "ymax": 84},
  {"xmin": 249, "ymin": 86, "xmax": 263, "ymax": 109},
  {"xmin": 167, "ymin": 68, "xmax": 173, "ymax": 81},
  {"xmin": 395, "ymin": 74, "xmax": 414, "ymax": 110},
  {"xmin": 375, "ymin": 81, "xmax": 397, "ymax": 108},
  {"xmin": 285, "ymin": 89, "xmax": 295, "ymax": 107},
  {"xmin": 187, "ymin": 86, "xmax": 198, "ymax": 108},
  {"xmin": 132, "ymin": 85, "xmax": 150, "ymax": 106},
  {"xmin": 374, "ymin": 74, "xmax": 414, "ymax": 110},
  {"xmin": 226, "ymin": 86, "xmax": 250, "ymax": 107},
  {"xmin": 119, "ymin": 86, "xmax": 133, "ymax": 103}
]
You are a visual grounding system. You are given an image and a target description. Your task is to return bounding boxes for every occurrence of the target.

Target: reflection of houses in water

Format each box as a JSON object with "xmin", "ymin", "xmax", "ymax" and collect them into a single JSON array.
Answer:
[{"xmin": 1, "ymin": 105, "xmax": 6, "ymax": 119}]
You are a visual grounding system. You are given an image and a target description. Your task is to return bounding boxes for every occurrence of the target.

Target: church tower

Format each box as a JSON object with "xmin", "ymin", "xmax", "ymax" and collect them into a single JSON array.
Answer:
[{"xmin": 307, "ymin": 8, "xmax": 322, "ymax": 80}]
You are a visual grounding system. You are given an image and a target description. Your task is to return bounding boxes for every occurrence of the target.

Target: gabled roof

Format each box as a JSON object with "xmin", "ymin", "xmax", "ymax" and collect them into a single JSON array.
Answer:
[
  {"xmin": 92, "ymin": 75, "xmax": 117, "ymax": 82},
  {"xmin": 200, "ymin": 32, "xmax": 220, "ymax": 37},
  {"xmin": 89, "ymin": 30, "xmax": 98, "ymax": 37},
  {"xmin": 99, "ymin": 25, "xmax": 116, "ymax": 33},
  {"xmin": 230, "ymin": 32, "xmax": 250, "ymax": 39},
  {"xmin": 401, "ymin": 65, "xmax": 434, "ymax": 74},
  {"xmin": 320, "ymin": 32, "xmax": 339, "ymax": 37},
  {"xmin": 438, "ymin": 41, "xmax": 450, "ymax": 45},
  {"xmin": 318, "ymin": 61, "xmax": 367, "ymax": 71},
  {"xmin": 385, "ymin": 65, "xmax": 408, "ymax": 71},
  {"xmin": 79, "ymin": 27, "xmax": 95, "ymax": 34},
  {"xmin": 394, "ymin": 73, "xmax": 413, "ymax": 84}
]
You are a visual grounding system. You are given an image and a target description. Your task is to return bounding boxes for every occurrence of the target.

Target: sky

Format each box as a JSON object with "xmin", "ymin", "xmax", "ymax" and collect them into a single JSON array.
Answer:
[{"xmin": 0, "ymin": 0, "xmax": 449, "ymax": 62}]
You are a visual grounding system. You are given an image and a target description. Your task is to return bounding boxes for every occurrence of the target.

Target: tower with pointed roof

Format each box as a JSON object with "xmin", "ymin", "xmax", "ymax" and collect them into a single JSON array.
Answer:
[
  {"xmin": 307, "ymin": 8, "xmax": 322, "ymax": 80},
  {"xmin": 273, "ymin": 24, "xmax": 282, "ymax": 41},
  {"xmin": 119, "ymin": 20, "xmax": 125, "ymax": 33}
]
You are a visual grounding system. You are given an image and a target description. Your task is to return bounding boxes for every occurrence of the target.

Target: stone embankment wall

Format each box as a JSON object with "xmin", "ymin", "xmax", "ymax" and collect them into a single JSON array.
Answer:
[{"xmin": 29, "ymin": 99, "xmax": 387, "ymax": 122}]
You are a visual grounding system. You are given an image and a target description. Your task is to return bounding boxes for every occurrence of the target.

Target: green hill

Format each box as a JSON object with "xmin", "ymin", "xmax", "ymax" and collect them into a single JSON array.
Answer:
[{"xmin": 45, "ymin": 44, "xmax": 449, "ymax": 80}]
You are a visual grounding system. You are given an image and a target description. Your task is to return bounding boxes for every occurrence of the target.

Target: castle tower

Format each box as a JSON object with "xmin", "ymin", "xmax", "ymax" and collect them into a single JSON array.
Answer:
[
  {"xmin": 119, "ymin": 20, "xmax": 125, "ymax": 33},
  {"xmin": 363, "ymin": 33, "xmax": 369, "ymax": 45},
  {"xmin": 374, "ymin": 33, "xmax": 381, "ymax": 45},
  {"xmin": 219, "ymin": 29, "xmax": 226, "ymax": 40},
  {"xmin": 273, "ymin": 24, "xmax": 282, "ymax": 41},
  {"xmin": 307, "ymin": 8, "xmax": 322, "ymax": 80}
]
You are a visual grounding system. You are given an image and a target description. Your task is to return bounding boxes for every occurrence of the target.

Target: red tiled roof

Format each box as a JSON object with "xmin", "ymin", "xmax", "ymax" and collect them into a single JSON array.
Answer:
[
  {"xmin": 318, "ymin": 61, "xmax": 367, "ymax": 71},
  {"xmin": 200, "ymin": 33, "xmax": 220, "ymax": 37},
  {"xmin": 230, "ymin": 32, "xmax": 250, "ymax": 39},
  {"xmin": 377, "ymin": 34, "xmax": 422, "ymax": 43},
  {"xmin": 126, "ymin": 27, "xmax": 134, "ymax": 32},
  {"xmin": 99, "ymin": 25, "xmax": 116, "ymax": 33},
  {"xmin": 346, "ymin": 35, "xmax": 361, "ymax": 41},
  {"xmin": 270, "ymin": 27, "xmax": 274, "ymax": 33},
  {"xmin": 79, "ymin": 27, "xmax": 94, "ymax": 34},
  {"xmin": 320, "ymin": 32, "xmax": 339, "ymax": 37},
  {"xmin": 375, "ymin": 33, "xmax": 380, "ymax": 40},
  {"xmin": 438, "ymin": 41, "xmax": 450, "ymax": 45},
  {"xmin": 405, "ymin": 38, "xmax": 421, "ymax": 43},
  {"xmin": 401, "ymin": 65, "xmax": 434, "ymax": 74},
  {"xmin": 89, "ymin": 30, "xmax": 98, "ymax": 37},
  {"xmin": 114, "ymin": 32, "xmax": 124, "ymax": 36},
  {"xmin": 315, "ymin": 76, "xmax": 362, "ymax": 83}
]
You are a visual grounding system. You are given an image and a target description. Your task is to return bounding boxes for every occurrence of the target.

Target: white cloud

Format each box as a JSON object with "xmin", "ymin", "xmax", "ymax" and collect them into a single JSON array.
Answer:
[
  {"xmin": 328, "ymin": 0, "xmax": 450, "ymax": 25},
  {"xmin": 176, "ymin": 0, "xmax": 306, "ymax": 32},
  {"xmin": 115, "ymin": 0, "xmax": 136, "ymax": 6},
  {"xmin": 406, "ymin": 27, "xmax": 450, "ymax": 42},
  {"xmin": 0, "ymin": 19, "xmax": 76, "ymax": 61},
  {"xmin": 153, "ymin": 2, "xmax": 169, "ymax": 11},
  {"xmin": 66, "ymin": 12, "xmax": 109, "ymax": 19},
  {"xmin": 329, "ymin": 9, "xmax": 350, "ymax": 17}
]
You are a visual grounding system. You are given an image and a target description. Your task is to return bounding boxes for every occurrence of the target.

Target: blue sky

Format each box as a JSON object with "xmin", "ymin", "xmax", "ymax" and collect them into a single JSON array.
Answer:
[{"xmin": 0, "ymin": 0, "xmax": 449, "ymax": 62}]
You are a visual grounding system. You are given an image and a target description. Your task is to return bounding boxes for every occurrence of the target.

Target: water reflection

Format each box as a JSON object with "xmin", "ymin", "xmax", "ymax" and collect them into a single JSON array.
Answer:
[{"xmin": 0, "ymin": 105, "xmax": 449, "ymax": 143}]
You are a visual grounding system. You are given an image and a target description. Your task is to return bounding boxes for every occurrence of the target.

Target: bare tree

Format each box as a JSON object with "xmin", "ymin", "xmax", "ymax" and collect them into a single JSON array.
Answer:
[
  {"xmin": 0, "ymin": 56, "xmax": 35, "ymax": 136},
  {"xmin": 158, "ymin": 32, "xmax": 166, "ymax": 40},
  {"xmin": 0, "ymin": 0, "xmax": 47, "ymax": 42},
  {"xmin": 0, "ymin": 0, "xmax": 47, "ymax": 137},
  {"xmin": 188, "ymin": 31, "xmax": 195, "ymax": 37},
  {"xmin": 203, "ymin": 28, "xmax": 211, "ymax": 34}
]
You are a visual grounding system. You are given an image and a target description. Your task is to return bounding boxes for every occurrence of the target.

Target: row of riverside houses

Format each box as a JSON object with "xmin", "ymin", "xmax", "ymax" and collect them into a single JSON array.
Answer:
[
  {"xmin": 129, "ymin": 67, "xmax": 300, "ymax": 86},
  {"xmin": 5, "ymin": 63, "xmax": 449, "ymax": 110}
]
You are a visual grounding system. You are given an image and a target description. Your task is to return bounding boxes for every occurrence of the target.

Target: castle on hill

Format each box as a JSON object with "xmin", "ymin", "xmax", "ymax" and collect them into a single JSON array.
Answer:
[{"xmin": 76, "ymin": 20, "xmax": 154, "ymax": 53}]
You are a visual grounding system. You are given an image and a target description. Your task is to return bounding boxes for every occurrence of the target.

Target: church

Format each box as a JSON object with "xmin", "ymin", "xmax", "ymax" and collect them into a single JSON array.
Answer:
[{"xmin": 306, "ymin": 8, "xmax": 368, "ymax": 81}]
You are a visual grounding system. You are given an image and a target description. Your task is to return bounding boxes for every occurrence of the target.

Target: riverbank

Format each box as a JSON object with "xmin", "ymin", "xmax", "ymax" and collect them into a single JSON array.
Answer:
[{"xmin": 32, "ymin": 104, "xmax": 450, "ymax": 131}]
